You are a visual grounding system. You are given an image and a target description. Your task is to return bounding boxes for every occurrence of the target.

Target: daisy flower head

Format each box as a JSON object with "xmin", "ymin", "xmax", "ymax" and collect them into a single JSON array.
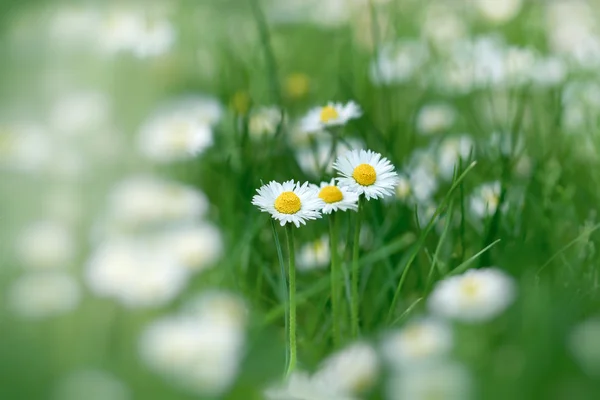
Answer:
[
  {"xmin": 313, "ymin": 179, "xmax": 359, "ymax": 214},
  {"xmin": 334, "ymin": 149, "xmax": 399, "ymax": 200},
  {"xmin": 301, "ymin": 101, "xmax": 362, "ymax": 133},
  {"xmin": 428, "ymin": 267, "xmax": 516, "ymax": 322},
  {"xmin": 252, "ymin": 180, "xmax": 323, "ymax": 227}
]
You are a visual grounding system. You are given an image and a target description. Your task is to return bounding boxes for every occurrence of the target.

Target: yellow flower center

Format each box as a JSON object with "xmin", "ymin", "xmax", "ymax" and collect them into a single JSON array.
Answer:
[
  {"xmin": 319, "ymin": 105, "xmax": 339, "ymax": 123},
  {"xmin": 285, "ymin": 73, "xmax": 310, "ymax": 99},
  {"xmin": 319, "ymin": 185, "xmax": 343, "ymax": 204},
  {"xmin": 274, "ymin": 191, "xmax": 301, "ymax": 214},
  {"xmin": 352, "ymin": 164, "xmax": 377, "ymax": 186},
  {"xmin": 461, "ymin": 277, "xmax": 481, "ymax": 299},
  {"xmin": 231, "ymin": 91, "xmax": 251, "ymax": 115}
]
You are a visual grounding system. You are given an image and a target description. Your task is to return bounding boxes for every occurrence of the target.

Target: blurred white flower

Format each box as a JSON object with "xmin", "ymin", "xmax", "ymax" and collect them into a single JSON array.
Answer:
[
  {"xmin": 85, "ymin": 240, "xmax": 188, "ymax": 308},
  {"xmin": 370, "ymin": 40, "xmax": 429, "ymax": 85},
  {"xmin": 297, "ymin": 235, "xmax": 330, "ymax": 271},
  {"xmin": 16, "ymin": 220, "xmax": 76, "ymax": 270},
  {"xmin": 406, "ymin": 149, "xmax": 439, "ymax": 203},
  {"xmin": 47, "ymin": 6, "xmax": 101, "ymax": 49},
  {"xmin": 421, "ymin": 4, "xmax": 466, "ymax": 50},
  {"xmin": 8, "ymin": 272, "xmax": 80, "ymax": 319},
  {"xmin": 301, "ymin": 101, "xmax": 362, "ymax": 133},
  {"xmin": 530, "ymin": 56, "xmax": 567, "ymax": 87},
  {"xmin": 387, "ymin": 361, "xmax": 472, "ymax": 400},
  {"xmin": 156, "ymin": 223, "xmax": 223, "ymax": 272},
  {"xmin": 313, "ymin": 341, "xmax": 380, "ymax": 395},
  {"xmin": 106, "ymin": 176, "xmax": 208, "ymax": 229},
  {"xmin": 139, "ymin": 292, "xmax": 246, "ymax": 396},
  {"xmin": 437, "ymin": 135, "xmax": 474, "ymax": 180},
  {"xmin": 131, "ymin": 18, "xmax": 175, "ymax": 58},
  {"xmin": 50, "ymin": 91, "xmax": 111, "ymax": 137},
  {"xmin": 416, "ymin": 103, "xmax": 456, "ymax": 135},
  {"xmin": 138, "ymin": 112, "xmax": 213, "ymax": 162},
  {"xmin": 53, "ymin": 369, "xmax": 130, "ymax": 400},
  {"xmin": 98, "ymin": 10, "xmax": 175, "ymax": 57},
  {"xmin": 569, "ymin": 317, "xmax": 600, "ymax": 376},
  {"xmin": 0, "ymin": 123, "xmax": 52, "ymax": 172},
  {"xmin": 265, "ymin": 371, "xmax": 357, "ymax": 400},
  {"xmin": 469, "ymin": 181, "xmax": 501, "ymax": 218},
  {"xmin": 474, "ymin": 0, "xmax": 523, "ymax": 24},
  {"xmin": 183, "ymin": 291, "xmax": 247, "ymax": 329},
  {"xmin": 428, "ymin": 267, "xmax": 516, "ymax": 322},
  {"xmin": 249, "ymin": 106, "xmax": 284, "ymax": 139},
  {"xmin": 394, "ymin": 174, "xmax": 412, "ymax": 201},
  {"xmin": 382, "ymin": 318, "xmax": 453, "ymax": 369}
]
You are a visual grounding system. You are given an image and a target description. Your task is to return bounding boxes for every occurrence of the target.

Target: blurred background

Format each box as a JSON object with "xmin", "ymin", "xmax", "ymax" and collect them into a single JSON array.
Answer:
[{"xmin": 3, "ymin": 0, "xmax": 600, "ymax": 399}]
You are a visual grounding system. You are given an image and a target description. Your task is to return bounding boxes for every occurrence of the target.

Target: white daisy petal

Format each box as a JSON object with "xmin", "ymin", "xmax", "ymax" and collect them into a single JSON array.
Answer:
[
  {"xmin": 300, "ymin": 101, "xmax": 363, "ymax": 133},
  {"xmin": 252, "ymin": 180, "xmax": 324, "ymax": 227},
  {"xmin": 333, "ymin": 149, "xmax": 400, "ymax": 201}
]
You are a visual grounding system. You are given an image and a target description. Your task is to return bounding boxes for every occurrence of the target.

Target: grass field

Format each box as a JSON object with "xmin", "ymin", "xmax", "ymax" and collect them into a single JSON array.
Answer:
[{"xmin": 2, "ymin": 0, "xmax": 600, "ymax": 399}]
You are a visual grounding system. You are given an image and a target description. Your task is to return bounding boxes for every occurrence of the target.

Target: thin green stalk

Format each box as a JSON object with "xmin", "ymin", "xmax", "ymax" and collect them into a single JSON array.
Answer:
[
  {"xmin": 285, "ymin": 224, "xmax": 297, "ymax": 376},
  {"xmin": 351, "ymin": 197, "xmax": 364, "ymax": 338},
  {"xmin": 386, "ymin": 161, "xmax": 477, "ymax": 324},
  {"xmin": 270, "ymin": 219, "xmax": 289, "ymax": 373},
  {"xmin": 329, "ymin": 213, "xmax": 341, "ymax": 347}
]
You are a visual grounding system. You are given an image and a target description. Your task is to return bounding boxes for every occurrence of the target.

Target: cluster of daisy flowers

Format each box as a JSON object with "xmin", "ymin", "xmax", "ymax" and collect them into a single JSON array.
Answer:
[{"xmin": 252, "ymin": 148, "xmax": 399, "ymax": 227}]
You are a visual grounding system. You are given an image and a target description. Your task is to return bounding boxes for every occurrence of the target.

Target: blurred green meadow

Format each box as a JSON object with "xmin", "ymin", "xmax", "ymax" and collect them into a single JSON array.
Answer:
[{"xmin": 2, "ymin": 0, "xmax": 600, "ymax": 399}]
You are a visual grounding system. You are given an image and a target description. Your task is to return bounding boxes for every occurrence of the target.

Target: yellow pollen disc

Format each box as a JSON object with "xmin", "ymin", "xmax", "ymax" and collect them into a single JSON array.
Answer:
[
  {"xmin": 319, "ymin": 105, "xmax": 339, "ymax": 123},
  {"xmin": 461, "ymin": 278, "xmax": 481, "ymax": 298},
  {"xmin": 352, "ymin": 163, "xmax": 377, "ymax": 186},
  {"xmin": 319, "ymin": 186, "xmax": 343, "ymax": 204},
  {"xmin": 274, "ymin": 191, "xmax": 301, "ymax": 214}
]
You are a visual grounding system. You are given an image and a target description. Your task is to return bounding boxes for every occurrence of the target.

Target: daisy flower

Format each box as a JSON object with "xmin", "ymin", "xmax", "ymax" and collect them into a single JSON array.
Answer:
[
  {"xmin": 252, "ymin": 180, "xmax": 323, "ymax": 227},
  {"xmin": 313, "ymin": 179, "xmax": 359, "ymax": 214},
  {"xmin": 334, "ymin": 149, "xmax": 399, "ymax": 200},
  {"xmin": 301, "ymin": 101, "xmax": 362, "ymax": 133},
  {"xmin": 428, "ymin": 267, "xmax": 516, "ymax": 322}
]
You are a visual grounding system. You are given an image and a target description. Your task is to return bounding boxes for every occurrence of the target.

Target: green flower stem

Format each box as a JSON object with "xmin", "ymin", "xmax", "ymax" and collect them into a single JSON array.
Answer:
[
  {"xmin": 329, "ymin": 213, "xmax": 341, "ymax": 347},
  {"xmin": 285, "ymin": 224, "xmax": 297, "ymax": 376},
  {"xmin": 351, "ymin": 197, "xmax": 364, "ymax": 338}
]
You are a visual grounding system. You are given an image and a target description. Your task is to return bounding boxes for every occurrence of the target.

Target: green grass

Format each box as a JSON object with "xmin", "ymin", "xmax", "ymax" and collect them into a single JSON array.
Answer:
[{"xmin": 2, "ymin": 0, "xmax": 600, "ymax": 399}]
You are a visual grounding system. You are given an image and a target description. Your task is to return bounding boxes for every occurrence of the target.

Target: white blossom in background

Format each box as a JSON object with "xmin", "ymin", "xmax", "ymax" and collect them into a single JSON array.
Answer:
[
  {"xmin": 85, "ymin": 240, "xmax": 188, "ymax": 308},
  {"xmin": 406, "ymin": 149, "xmax": 439, "ymax": 204},
  {"xmin": 49, "ymin": 91, "xmax": 111, "ymax": 137},
  {"xmin": 47, "ymin": 6, "xmax": 101, "ymax": 49},
  {"xmin": 248, "ymin": 106, "xmax": 285, "ymax": 139},
  {"xmin": 16, "ymin": 220, "xmax": 76, "ymax": 270},
  {"xmin": 545, "ymin": 0, "xmax": 600, "ymax": 67},
  {"xmin": 474, "ymin": 0, "xmax": 523, "ymax": 24},
  {"xmin": 428, "ymin": 267, "xmax": 516, "ymax": 322},
  {"xmin": 469, "ymin": 181, "xmax": 501, "ymax": 218},
  {"xmin": 138, "ymin": 96, "xmax": 223, "ymax": 162},
  {"xmin": 139, "ymin": 292, "xmax": 246, "ymax": 396},
  {"xmin": 297, "ymin": 235, "xmax": 330, "ymax": 271},
  {"xmin": 265, "ymin": 371, "xmax": 357, "ymax": 400},
  {"xmin": 138, "ymin": 111, "xmax": 213, "ymax": 162},
  {"xmin": 106, "ymin": 176, "xmax": 208, "ymax": 229},
  {"xmin": 382, "ymin": 318, "xmax": 453, "ymax": 369},
  {"xmin": 569, "ymin": 317, "xmax": 600, "ymax": 376},
  {"xmin": 415, "ymin": 103, "xmax": 456, "ymax": 136},
  {"xmin": 370, "ymin": 40, "xmax": 429, "ymax": 85},
  {"xmin": 394, "ymin": 174, "xmax": 412, "ymax": 201},
  {"xmin": 437, "ymin": 135, "xmax": 474, "ymax": 180},
  {"xmin": 0, "ymin": 122, "xmax": 52, "ymax": 172},
  {"xmin": 154, "ymin": 223, "xmax": 224, "ymax": 272},
  {"xmin": 53, "ymin": 369, "xmax": 131, "ymax": 400},
  {"xmin": 97, "ymin": 9, "xmax": 175, "ymax": 58},
  {"xmin": 312, "ymin": 342, "xmax": 380, "ymax": 395},
  {"xmin": 387, "ymin": 361, "xmax": 472, "ymax": 400},
  {"xmin": 8, "ymin": 272, "xmax": 81, "ymax": 319},
  {"xmin": 421, "ymin": 3, "xmax": 466, "ymax": 51}
]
